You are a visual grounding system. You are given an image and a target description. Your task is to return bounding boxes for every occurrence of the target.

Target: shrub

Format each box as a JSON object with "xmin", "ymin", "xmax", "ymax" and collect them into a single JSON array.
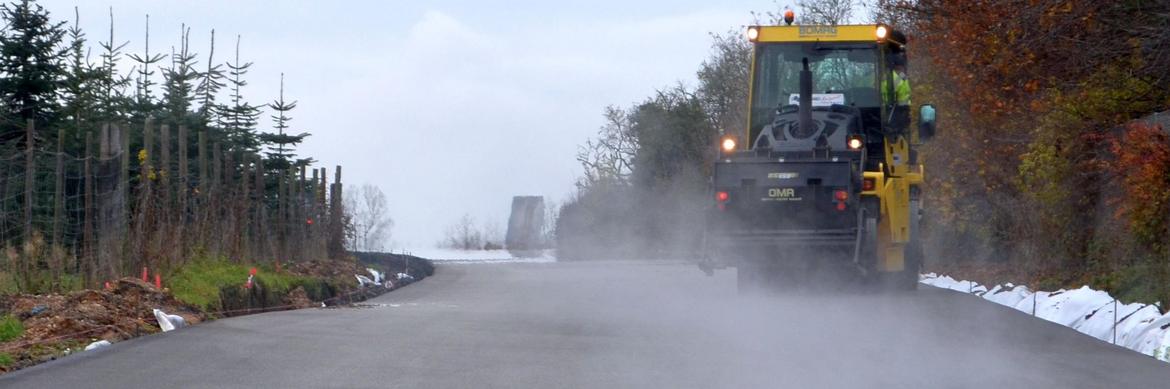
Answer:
[
  {"xmin": 0, "ymin": 315, "xmax": 23, "ymax": 342},
  {"xmin": 1111, "ymin": 122, "xmax": 1170, "ymax": 251}
]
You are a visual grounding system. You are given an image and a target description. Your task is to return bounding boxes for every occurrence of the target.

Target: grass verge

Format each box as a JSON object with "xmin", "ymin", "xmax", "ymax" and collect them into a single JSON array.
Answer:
[{"xmin": 167, "ymin": 258, "xmax": 328, "ymax": 313}]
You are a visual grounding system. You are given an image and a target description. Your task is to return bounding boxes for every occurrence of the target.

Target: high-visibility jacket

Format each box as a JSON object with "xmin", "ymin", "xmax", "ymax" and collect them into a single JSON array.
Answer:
[{"xmin": 882, "ymin": 70, "xmax": 912, "ymax": 106}]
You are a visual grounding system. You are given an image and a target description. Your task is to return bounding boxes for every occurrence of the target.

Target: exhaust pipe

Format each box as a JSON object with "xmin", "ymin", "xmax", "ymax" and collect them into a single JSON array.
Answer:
[{"xmin": 799, "ymin": 57, "xmax": 813, "ymax": 136}]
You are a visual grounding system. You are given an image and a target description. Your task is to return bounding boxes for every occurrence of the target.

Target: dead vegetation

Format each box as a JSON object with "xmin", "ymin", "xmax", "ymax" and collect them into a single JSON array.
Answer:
[{"xmin": 0, "ymin": 278, "xmax": 204, "ymax": 372}]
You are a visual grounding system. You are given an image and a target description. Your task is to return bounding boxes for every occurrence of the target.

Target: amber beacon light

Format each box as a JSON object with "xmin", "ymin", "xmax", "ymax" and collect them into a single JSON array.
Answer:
[{"xmin": 721, "ymin": 137, "xmax": 737, "ymax": 153}]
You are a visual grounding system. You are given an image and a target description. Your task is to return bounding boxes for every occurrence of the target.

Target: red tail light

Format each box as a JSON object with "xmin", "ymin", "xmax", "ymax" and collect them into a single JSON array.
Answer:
[
  {"xmin": 833, "ymin": 189, "xmax": 848, "ymax": 212},
  {"xmin": 716, "ymin": 191, "xmax": 730, "ymax": 202},
  {"xmin": 862, "ymin": 178, "xmax": 875, "ymax": 191}
]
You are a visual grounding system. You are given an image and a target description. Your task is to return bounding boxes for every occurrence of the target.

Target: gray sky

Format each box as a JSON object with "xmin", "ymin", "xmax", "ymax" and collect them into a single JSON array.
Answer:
[{"xmin": 42, "ymin": 0, "xmax": 793, "ymax": 248}]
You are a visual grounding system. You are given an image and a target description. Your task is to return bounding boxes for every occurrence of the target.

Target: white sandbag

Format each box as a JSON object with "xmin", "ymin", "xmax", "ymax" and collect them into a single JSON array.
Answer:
[
  {"xmin": 366, "ymin": 268, "xmax": 384, "ymax": 285},
  {"xmin": 983, "ymin": 285, "xmax": 1032, "ymax": 308},
  {"xmin": 355, "ymin": 274, "xmax": 376, "ymax": 287},
  {"xmin": 85, "ymin": 340, "xmax": 112, "ymax": 351},
  {"xmin": 169, "ymin": 314, "xmax": 187, "ymax": 328},
  {"xmin": 153, "ymin": 308, "xmax": 187, "ymax": 332}
]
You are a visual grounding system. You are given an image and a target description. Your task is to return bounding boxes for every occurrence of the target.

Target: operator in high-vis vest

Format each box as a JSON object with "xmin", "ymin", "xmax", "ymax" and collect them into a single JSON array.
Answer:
[{"xmin": 883, "ymin": 55, "xmax": 912, "ymax": 133}]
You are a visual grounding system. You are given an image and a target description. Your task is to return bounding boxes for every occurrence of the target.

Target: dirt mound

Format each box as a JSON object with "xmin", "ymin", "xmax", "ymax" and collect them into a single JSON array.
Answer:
[
  {"xmin": 282, "ymin": 286, "xmax": 316, "ymax": 309},
  {"xmin": 0, "ymin": 259, "xmax": 421, "ymax": 374},
  {"xmin": 285, "ymin": 258, "xmax": 367, "ymax": 279},
  {"xmin": 0, "ymin": 277, "xmax": 205, "ymax": 372}
]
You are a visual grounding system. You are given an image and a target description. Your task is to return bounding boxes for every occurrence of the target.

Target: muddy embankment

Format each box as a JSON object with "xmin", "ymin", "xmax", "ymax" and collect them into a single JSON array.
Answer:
[{"xmin": 0, "ymin": 255, "xmax": 434, "ymax": 374}]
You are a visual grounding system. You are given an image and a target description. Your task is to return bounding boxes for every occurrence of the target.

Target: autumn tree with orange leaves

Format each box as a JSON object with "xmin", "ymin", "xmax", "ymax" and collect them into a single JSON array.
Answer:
[
  {"xmin": 879, "ymin": 1, "xmax": 1170, "ymax": 296},
  {"xmin": 1111, "ymin": 122, "xmax": 1170, "ymax": 250}
]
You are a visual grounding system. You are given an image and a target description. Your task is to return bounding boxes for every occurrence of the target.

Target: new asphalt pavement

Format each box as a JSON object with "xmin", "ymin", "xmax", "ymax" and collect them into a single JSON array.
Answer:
[{"xmin": 3, "ymin": 259, "xmax": 1169, "ymax": 388}]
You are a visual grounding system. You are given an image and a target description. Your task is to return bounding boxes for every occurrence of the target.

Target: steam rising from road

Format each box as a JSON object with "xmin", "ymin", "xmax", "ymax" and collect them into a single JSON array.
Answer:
[{"xmin": 478, "ymin": 260, "xmax": 1168, "ymax": 388}]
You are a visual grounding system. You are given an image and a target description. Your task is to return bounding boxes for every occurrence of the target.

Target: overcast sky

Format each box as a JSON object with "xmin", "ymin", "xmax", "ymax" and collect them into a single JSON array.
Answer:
[{"xmin": 41, "ymin": 0, "xmax": 797, "ymax": 249}]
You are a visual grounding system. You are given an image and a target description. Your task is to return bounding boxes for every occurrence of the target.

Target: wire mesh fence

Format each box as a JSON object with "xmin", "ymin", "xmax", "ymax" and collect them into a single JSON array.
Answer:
[{"xmin": 1, "ymin": 119, "xmax": 346, "ymax": 293}]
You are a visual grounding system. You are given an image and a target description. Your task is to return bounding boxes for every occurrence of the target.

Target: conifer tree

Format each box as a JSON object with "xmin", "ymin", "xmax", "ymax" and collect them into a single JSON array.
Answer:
[
  {"xmin": 60, "ymin": 6, "xmax": 101, "ymax": 143},
  {"xmin": 96, "ymin": 6, "xmax": 130, "ymax": 124},
  {"xmin": 127, "ymin": 14, "xmax": 164, "ymax": 120},
  {"xmin": 218, "ymin": 35, "xmax": 261, "ymax": 152},
  {"xmin": 0, "ymin": 0, "xmax": 69, "ymax": 142},
  {"xmin": 161, "ymin": 24, "xmax": 199, "ymax": 126},
  {"xmin": 194, "ymin": 29, "xmax": 224, "ymax": 127},
  {"xmin": 259, "ymin": 73, "xmax": 310, "ymax": 170}
]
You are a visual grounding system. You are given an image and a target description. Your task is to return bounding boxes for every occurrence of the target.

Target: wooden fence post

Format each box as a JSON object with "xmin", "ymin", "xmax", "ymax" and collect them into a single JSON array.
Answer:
[
  {"xmin": 53, "ymin": 127, "xmax": 66, "ymax": 283},
  {"xmin": 285, "ymin": 168, "xmax": 295, "ymax": 259},
  {"xmin": 84, "ymin": 132, "xmax": 95, "ymax": 284},
  {"xmin": 318, "ymin": 167, "xmax": 327, "ymax": 209},
  {"xmin": 159, "ymin": 124, "xmax": 170, "ymax": 176},
  {"xmin": 213, "ymin": 143, "xmax": 223, "ymax": 193},
  {"xmin": 240, "ymin": 153, "xmax": 249, "ymax": 258},
  {"xmin": 328, "ymin": 165, "xmax": 344, "ymax": 258},
  {"xmin": 195, "ymin": 131, "xmax": 208, "ymax": 243},
  {"xmin": 140, "ymin": 120, "xmax": 156, "ymax": 272},
  {"xmin": 178, "ymin": 125, "xmax": 188, "ymax": 225},
  {"xmin": 159, "ymin": 124, "xmax": 171, "ymax": 207},
  {"xmin": 98, "ymin": 124, "xmax": 110, "ymax": 281},
  {"xmin": 120, "ymin": 121, "xmax": 129, "ymax": 174},
  {"xmin": 160, "ymin": 124, "xmax": 175, "ymax": 266},
  {"xmin": 99, "ymin": 123, "xmax": 127, "ymax": 283},
  {"xmin": 296, "ymin": 166, "xmax": 306, "ymax": 258},
  {"xmin": 119, "ymin": 123, "xmax": 129, "ymax": 247},
  {"xmin": 310, "ymin": 168, "xmax": 320, "ymax": 250},
  {"xmin": 209, "ymin": 142, "xmax": 222, "ymax": 256},
  {"xmin": 277, "ymin": 166, "xmax": 287, "ymax": 259},
  {"xmin": 53, "ymin": 127, "xmax": 64, "ymax": 246},
  {"xmin": 225, "ymin": 146, "xmax": 236, "ymax": 257},
  {"xmin": 320, "ymin": 167, "xmax": 328, "ymax": 252},
  {"xmin": 198, "ymin": 131, "xmax": 208, "ymax": 193},
  {"xmin": 237, "ymin": 152, "xmax": 249, "ymax": 258},
  {"xmin": 254, "ymin": 154, "xmax": 266, "ymax": 260},
  {"xmin": 23, "ymin": 119, "xmax": 34, "ymax": 245}
]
